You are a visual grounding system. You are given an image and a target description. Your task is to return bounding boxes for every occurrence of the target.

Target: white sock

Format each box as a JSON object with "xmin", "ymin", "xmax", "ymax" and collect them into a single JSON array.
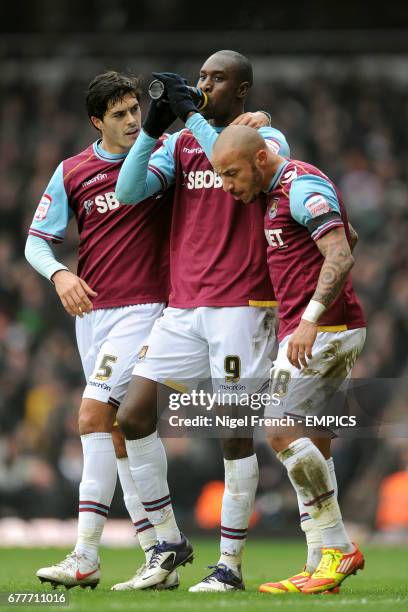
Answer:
[
  {"xmin": 320, "ymin": 455, "xmax": 352, "ymax": 549},
  {"xmin": 278, "ymin": 438, "xmax": 352, "ymax": 552},
  {"xmin": 76, "ymin": 433, "xmax": 117, "ymax": 561},
  {"xmin": 326, "ymin": 456, "xmax": 338, "ymax": 498},
  {"xmin": 300, "ymin": 514, "xmax": 322, "ymax": 573},
  {"xmin": 116, "ymin": 457, "xmax": 156, "ymax": 557},
  {"xmin": 125, "ymin": 432, "xmax": 181, "ymax": 544},
  {"xmin": 298, "ymin": 457, "xmax": 339, "ymax": 571},
  {"xmin": 219, "ymin": 454, "xmax": 259, "ymax": 575}
]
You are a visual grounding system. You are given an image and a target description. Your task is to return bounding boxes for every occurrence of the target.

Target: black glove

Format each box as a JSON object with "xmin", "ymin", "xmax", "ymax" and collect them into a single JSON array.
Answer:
[
  {"xmin": 143, "ymin": 98, "xmax": 176, "ymax": 139},
  {"xmin": 152, "ymin": 72, "xmax": 198, "ymax": 123}
]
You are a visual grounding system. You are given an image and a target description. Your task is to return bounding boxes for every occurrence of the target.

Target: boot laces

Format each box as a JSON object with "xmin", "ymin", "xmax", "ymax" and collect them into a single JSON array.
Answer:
[{"xmin": 313, "ymin": 551, "xmax": 339, "ymax": 578}]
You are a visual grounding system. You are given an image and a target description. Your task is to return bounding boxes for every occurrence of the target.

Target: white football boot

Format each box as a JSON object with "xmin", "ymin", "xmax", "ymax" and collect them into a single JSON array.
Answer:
[
  {"xmin": 111, "ymin": 543, "xmax": 181, "ymax": 591},
  {"xmin": 130, "ymin": 534, "xmax": 193, "ymax": 589},
  {"xmin": 189, "ymin": 563, "xmax": 244, "ymax": 592},
  {"xmin": 111, "ymin": 560, "xmax": 179, "ymax": 591},
  {"xmin": 36, "ymin": 551, "xmax": 100, "ymax": 589}
]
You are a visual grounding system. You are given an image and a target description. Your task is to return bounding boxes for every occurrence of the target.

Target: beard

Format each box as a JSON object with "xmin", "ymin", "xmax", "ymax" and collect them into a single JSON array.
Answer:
[{"xmin": 246, "ymin": 163, "xmax": 264, "ymax": 202}]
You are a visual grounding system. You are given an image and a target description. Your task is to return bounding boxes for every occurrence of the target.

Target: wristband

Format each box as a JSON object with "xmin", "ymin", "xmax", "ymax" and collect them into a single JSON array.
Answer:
[{"xmin": 301, "ymin": 300, "xmax": 326, "ymax": 324}]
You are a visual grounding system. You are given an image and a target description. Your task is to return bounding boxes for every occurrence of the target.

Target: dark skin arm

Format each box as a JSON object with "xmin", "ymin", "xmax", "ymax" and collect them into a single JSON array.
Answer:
[
  {"xmin": 185, "ymin": 110, "xmax": 270, "ymax": 128},
  {"xmin": 287, "ymin": 227, "xmax": 354, "ymax": 369}
]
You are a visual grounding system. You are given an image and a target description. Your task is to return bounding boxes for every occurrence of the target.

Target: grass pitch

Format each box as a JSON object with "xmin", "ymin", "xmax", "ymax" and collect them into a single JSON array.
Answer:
[{"xmin": 1, "ymin": 540, "xmax": 407, "ymax": 611}]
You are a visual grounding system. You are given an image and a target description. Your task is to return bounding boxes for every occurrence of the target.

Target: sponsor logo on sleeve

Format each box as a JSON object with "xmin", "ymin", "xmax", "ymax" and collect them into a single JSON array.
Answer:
[
  {"xmin": 265, "ymin": 139, "xmax": 280, "ymax": 155},
  {"xmin": 304, "ymin": 194, "xmax": 331, "ymax": 217},
  {"xmin": 34, "ymin": 194, "xmax": 52, "ymax": 221}
]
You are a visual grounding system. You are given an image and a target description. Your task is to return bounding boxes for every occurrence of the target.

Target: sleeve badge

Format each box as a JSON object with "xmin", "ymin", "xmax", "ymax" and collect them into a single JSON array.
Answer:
[{"xmin": 34, "ymin": 194, "xmax": 52, "ymax": 221}]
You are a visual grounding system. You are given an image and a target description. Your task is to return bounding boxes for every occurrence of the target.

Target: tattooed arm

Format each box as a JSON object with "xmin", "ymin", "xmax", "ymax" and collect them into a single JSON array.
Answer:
[
  {"xmin": 287, "ymin": 227, "xmax": 354, "ymax": 369},
  {"xmin": 312, "ymin": 227, "xmax": 354, "ymax": 307}
]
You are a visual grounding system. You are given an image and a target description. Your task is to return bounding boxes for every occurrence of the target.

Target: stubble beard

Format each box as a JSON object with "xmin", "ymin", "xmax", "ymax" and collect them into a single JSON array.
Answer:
[{"xmin": 247, "ymin": 164, "xmax": 264, "ymax": 202}]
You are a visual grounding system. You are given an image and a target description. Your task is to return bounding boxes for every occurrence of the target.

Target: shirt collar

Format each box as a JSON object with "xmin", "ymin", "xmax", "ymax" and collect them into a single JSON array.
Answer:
[
  {"xmin": 265, "ymin": 160, "xmax": 289, "ymax": 192},
  {"xmin": 93, "ymin": 140, "xmax": 128, "ymax": 162}
]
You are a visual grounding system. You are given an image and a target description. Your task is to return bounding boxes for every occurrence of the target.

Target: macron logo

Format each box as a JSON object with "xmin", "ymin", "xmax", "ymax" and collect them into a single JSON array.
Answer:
[
  {"xmin": 183, "ymin": 146, "xmax": 203, "ymax": 154},
  {"xmin": 82, "ymin": 173, "xmax": 108, "ymax": 188}
]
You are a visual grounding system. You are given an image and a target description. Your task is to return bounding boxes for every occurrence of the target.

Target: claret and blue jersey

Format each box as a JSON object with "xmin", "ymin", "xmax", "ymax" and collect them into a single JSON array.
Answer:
[
  {"xmin": 263, "ymin": 159, "xmax": 366, "ymax": 341},
  {"xmin": 28, "ymin": 140, "xmax": 172, "ymax": 309}
]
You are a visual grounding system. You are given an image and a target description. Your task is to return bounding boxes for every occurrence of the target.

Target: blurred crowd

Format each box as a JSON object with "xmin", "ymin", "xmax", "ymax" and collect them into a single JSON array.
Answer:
[{"xmin": 0, "ymin": 59, "xmax": 407, "ymax": 538}]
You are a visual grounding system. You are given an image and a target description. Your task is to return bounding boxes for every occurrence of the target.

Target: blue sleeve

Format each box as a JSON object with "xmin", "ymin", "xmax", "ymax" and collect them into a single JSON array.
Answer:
[
  {"xmin": 185, "ymin": 113, "xmax": 218, "ymax": 159},
  {"xmin": 25, "ymin": 234, "xmax": 68, "ymax": 281},
  {"xmin": 185, "ymin": 113, "xmax": 290, "ymax": 160},
  {"xmin": 289, "ymin": 174, "xmax": 344, "ymax": 241},
  {"xmin": 115, "ymin": 130, "xmax": 178, "ymax": 204},
  {"xmin": 28, "ymin": 163, "xmax": 73, "ymax": 243},
  {"xmin": 258, "ymin": 126, "xmax": 290, "ymax": 157}
]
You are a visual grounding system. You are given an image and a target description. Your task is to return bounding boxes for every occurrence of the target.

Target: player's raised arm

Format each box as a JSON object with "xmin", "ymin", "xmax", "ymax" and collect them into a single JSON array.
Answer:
[
  {"xmin": 151, "ymin": 72, "xmax": 289, "ymax": 161},
  {"xmin": 186, "ymin": 111, "xmax": 289, "ymax": 160},
  {"xmin": 230, "ymin": 111, "xmax": 272, "ymax": 128},
  {"xmin": 115, "ymin": 97, "xmax": 177, "ymax": 204},
  {"xmin": 182, "ymin": 112, "xmax": 290, "ymax": 160}
]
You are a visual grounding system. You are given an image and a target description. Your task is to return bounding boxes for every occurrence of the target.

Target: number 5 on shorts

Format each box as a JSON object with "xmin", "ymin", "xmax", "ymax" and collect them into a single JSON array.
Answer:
[{"xmin": 94, "ymin": 354, "xmax": 118, "ymax": 381}]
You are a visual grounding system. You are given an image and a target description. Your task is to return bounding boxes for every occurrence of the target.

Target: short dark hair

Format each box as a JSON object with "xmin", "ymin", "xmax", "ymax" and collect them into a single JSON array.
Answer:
[
  {"xmin": 86, "ymin": 71, "xmax": 142, "ymax": 120},
  {"xmin": 214, "ymin": 50, "xmax": 253, "ymax": 87}
]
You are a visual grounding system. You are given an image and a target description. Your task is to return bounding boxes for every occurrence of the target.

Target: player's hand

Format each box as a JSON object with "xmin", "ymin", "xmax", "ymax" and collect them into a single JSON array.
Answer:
[
  {"xmin": 143, "ymin": 98, "xmax": 177, "ymax": 139},
  {"xmin": 152, "ymin": 72, "xmax": 197, "ymax": 122},
  {"xmin": 287, "ymin": 320, "xmax": 318, "ymax": 370},
  {"xmin": 52, "ymin": 270, "xmax": 97, "ymax": 318},
  {"xmin": 231, "ymin": 111, "xmax": 270, "ymax": 129}
]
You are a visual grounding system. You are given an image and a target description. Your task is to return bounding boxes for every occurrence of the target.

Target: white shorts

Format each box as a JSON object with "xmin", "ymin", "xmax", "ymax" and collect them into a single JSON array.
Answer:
[
  {"xmin": 76, "ymin": 303, "xmax": 165, "ymax": 406},
  {"xmin": 265, "ymin": 327, "xmax": 366, "ymax": 420},
  {"xmin": 132, "ymin": 306, "xmax": 276, "ymax": 396}
]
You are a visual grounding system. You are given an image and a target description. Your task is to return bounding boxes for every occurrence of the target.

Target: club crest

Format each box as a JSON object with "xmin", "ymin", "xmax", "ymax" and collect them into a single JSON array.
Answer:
[{"xmin": 268, "ymin": 198, "xmax": 279, "ymax": 220}]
